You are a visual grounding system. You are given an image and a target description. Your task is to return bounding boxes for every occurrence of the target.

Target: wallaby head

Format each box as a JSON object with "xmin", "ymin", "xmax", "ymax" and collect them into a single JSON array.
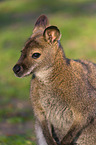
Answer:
[{"xmin": 13, "ymin": 15, "xmax": 61, "ymax": 78}]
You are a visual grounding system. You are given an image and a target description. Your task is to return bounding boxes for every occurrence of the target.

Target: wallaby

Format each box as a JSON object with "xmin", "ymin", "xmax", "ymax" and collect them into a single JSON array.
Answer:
[{"xmin": 13, "ymin": 15, "xmax": 96, "ymax": 145}]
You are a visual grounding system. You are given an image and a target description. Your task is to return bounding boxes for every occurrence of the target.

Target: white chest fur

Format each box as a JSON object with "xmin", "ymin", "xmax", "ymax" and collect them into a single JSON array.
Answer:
[{"xmin": 35, "ymin": 120, "xmax": 48, "ymax": 145}]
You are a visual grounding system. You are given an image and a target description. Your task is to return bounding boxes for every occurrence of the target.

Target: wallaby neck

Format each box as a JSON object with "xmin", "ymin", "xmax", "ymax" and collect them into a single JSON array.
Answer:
[{"xmin": 35, "ymin": 45, "xmax": 69, "ymax": 85}]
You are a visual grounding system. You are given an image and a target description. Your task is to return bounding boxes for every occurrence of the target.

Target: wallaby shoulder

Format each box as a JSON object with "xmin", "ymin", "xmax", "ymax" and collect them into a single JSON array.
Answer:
[{"xmin": 72, "ymin": 59, "xmax": 96, "ymax": 89}]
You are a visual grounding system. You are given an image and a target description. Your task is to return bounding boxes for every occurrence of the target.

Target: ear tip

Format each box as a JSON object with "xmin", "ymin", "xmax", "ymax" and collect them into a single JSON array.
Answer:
[
  {"xmin": 39, "ymin": 14, "xmax": 48, "ymax": 19},
  {"xmin": 44, "ymin": 26, "xmax": 60, "ymax": 34},
  {"xmin": 35, "ymin": 14, "xmax": 49, "ymax": 27},
  {"xmin": 36, "ymin": 15, "xmax": 48, "ymax": 22},
  {"xmin": 49, "ymin": 26, "xmax": 60, "ymax": 32}
]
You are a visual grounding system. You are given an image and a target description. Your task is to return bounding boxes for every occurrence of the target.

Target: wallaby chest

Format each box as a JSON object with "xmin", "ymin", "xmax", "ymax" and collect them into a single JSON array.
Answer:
[{"xmin": 30, "ymin": 78, "xmax": 74, "ymax": 139}]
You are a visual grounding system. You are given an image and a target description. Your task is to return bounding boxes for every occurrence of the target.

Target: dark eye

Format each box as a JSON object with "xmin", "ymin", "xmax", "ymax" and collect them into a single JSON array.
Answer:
[{"xmin": 32, "ymin": 53, "xmax": 41, "ymax": 59}]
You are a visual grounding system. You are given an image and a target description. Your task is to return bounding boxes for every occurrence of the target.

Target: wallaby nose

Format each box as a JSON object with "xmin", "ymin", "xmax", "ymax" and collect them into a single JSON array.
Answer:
[{"xmin": 13, "ymin": 64, "xmax": 21, "ymax": 74}]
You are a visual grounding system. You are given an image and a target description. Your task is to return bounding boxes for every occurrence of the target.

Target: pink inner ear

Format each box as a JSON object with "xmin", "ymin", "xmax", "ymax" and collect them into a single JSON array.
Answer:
[
  {"xmin": 48, "ymin": 33, "xmax": 52, "ymax": 42},
  {"xmin": 51, "ymin": 31, "xmax": 56, "ymax": 42},
  {"xmin": 48, "ymin": 31, "xmax": 56, "ymax": 43},
  {"xmin": 43, "ymin": 25, "xmax": 60, "ymax": 43}
]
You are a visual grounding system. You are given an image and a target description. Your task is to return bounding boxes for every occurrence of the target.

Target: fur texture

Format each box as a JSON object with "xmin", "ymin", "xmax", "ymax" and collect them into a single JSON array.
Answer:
[{"xmin": 13, "ymin": 15, "xmax": 96, "ymax": 145}]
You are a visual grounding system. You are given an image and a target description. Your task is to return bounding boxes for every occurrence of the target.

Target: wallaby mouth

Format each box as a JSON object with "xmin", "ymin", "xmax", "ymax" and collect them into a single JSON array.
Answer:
[{"xmin": 13, "ymin": 64, "xmax": 24, "ymax": 77}]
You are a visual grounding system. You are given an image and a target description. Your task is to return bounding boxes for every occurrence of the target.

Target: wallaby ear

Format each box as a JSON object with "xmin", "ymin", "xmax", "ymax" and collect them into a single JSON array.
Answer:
[
  {"xmin": 43, "ymin": 26, "xmax": 61, "ymax": 44},
  {"xmin": 33, "ymin": 15, "xmax": 49, "ymax": 33}
]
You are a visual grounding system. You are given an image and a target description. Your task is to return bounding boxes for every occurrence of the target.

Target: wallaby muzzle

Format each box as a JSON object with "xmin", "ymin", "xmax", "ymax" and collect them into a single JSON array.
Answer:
[{"xmin": 13, "ymin": 64, "xmax": 23, "ymax": 77}]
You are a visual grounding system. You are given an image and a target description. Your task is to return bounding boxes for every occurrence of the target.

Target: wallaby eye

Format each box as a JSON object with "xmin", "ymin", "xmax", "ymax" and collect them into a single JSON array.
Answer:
[{"xmin": 32, "ymin": 53, "xmax": 41, "ymax": 59}]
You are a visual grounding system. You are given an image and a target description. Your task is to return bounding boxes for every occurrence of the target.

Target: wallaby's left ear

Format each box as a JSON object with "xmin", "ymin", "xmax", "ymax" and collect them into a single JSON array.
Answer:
[
  {"xmin": 43, "ymin": 26, "xmax": 61, "ymax": 44},
  {"xmin": 33, "ymin": 15, "xmax": 49, "ymax": 33}
]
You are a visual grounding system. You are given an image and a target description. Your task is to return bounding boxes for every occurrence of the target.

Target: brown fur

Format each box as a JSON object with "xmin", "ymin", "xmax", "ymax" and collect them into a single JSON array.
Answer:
[{"xmin": 13, "ymin": 15, "xmax": 96, "ymax": 145}]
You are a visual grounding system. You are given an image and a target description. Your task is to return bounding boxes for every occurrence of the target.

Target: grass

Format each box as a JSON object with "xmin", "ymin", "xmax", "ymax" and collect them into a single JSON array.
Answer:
[
  {"xmin": 0, "ymin": 0, "xmax": 96, "ymax": 144},
  {"xmin": 0, "ymin": 135, "xmax": 36, "ymax": 145}
]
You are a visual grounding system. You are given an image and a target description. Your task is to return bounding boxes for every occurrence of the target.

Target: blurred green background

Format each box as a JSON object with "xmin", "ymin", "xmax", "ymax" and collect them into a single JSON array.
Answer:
[{"xmin": 0, "ymin": 0, "xmax": 96, "ymax": 144}]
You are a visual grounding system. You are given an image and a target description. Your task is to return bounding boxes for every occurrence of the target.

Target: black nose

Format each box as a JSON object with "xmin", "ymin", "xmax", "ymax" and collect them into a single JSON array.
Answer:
[{"xmin": 13, "ymin": 64, "xmax": 21, "ymax": 74}]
